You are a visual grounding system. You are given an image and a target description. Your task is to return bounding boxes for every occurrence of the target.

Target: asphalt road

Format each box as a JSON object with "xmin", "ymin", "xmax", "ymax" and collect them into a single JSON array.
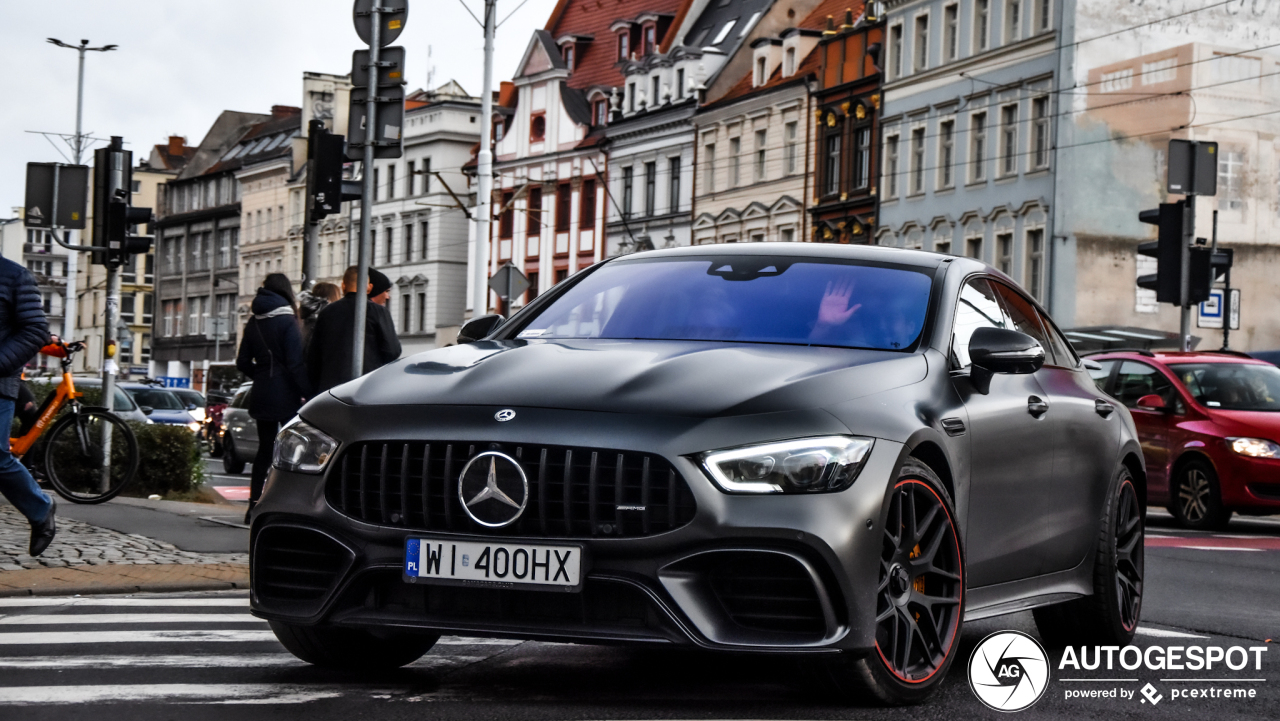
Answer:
[{"xmin": 4, "ymin": 492, "xmax": 1278, "ymax": 718}]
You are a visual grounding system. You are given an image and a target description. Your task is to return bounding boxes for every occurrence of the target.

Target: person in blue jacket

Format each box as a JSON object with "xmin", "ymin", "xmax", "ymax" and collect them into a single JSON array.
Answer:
[{"xmin": 236, "ymin": 274, "xmax": 311, "ymax": 522}]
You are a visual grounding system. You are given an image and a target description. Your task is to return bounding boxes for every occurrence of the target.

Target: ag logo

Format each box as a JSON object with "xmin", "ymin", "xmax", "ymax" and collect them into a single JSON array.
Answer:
[{"xmin": 969, "ymin": 631, "xmax": 1050, "ymax": 712}]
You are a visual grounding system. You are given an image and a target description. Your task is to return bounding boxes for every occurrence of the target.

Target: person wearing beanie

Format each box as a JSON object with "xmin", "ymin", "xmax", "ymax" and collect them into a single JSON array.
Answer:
[
  {"xmin": 368, "ymin": 268, "xmax": 392, "ymax": 306},
  {"xmin": 306, "ymin": 265, "xmax": 401, "ymax": 394}
]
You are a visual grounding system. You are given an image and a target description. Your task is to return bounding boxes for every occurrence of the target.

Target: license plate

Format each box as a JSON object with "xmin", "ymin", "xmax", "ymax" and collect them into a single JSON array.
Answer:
[{"xmin": 404, "ymin": 538, "xmax": 582, "ymax": 591}]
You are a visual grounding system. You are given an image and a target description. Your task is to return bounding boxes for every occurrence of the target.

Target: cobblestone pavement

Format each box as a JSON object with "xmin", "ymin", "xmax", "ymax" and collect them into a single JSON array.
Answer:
[{"xmin": 0, "ymin": 502, "xmax": 248, "ymax": 571}]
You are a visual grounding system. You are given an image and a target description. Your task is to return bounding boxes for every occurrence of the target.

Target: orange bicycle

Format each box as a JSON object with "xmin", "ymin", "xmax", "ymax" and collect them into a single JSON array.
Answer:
[{"xmin": 11, "ymin": 340, "xmax": 139, "ymax": 504}]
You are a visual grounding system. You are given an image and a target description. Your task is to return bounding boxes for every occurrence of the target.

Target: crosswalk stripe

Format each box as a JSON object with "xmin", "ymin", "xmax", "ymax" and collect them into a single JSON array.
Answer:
[
  {"xmin": 0, "ymin": 630, "xmax": 278, "ymax": 645},
  {"xmin": 0, "ymin": 598, "xmax": 250, "ymax": 608},
  {"xmin": 0, "ymin": 614, "xmax": 259, "ymax": 625},
  {"xmin": 0, "ymin": 684, "xmax": 351, "ymax": 705},
  {"xmin": 1136, "ymin": 626, "xmax": 1209, "ymax": 639}
]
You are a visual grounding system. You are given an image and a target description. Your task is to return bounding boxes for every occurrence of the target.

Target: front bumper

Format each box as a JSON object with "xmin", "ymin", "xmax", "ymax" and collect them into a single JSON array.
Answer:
[{"xmin": 250, "ymin": 401, "xmax": 904, "ymax": 654}]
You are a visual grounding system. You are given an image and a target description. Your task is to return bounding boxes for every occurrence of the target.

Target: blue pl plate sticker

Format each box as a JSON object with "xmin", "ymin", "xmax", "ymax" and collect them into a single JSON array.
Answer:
[{"xmin": 405, "ymin": 539, "xmax": 420, "ymax": 576}]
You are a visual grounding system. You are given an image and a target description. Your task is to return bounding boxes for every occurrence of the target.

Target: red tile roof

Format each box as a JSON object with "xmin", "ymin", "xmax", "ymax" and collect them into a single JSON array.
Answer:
[
  {"xmin": 709, "ymin": 0, "xmax": 864, "ymax": 107},
  {"xmin": 546, "ymin": 0, "xmax": 692, "ymax": 91}
]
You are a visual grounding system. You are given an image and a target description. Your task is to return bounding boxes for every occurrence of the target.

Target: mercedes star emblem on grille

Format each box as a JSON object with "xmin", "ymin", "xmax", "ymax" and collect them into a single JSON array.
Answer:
[
  {"xmin": 458, "ymin": 451, "xmax": 529, "ymax": 527},
  {"xmin": 494, "ymin": 409, "xmax": 516, "ymax": 422}
]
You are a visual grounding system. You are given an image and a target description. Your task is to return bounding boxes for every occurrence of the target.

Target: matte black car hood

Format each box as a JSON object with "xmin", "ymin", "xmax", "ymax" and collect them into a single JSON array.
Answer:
[{"xmin": 331, "ymin": 339, "xmax": 927, "ymax": 418}]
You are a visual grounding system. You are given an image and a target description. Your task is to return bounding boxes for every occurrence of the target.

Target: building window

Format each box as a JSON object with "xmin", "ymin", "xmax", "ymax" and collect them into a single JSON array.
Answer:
[
  {"xmin": 417, "ymin": 292, "xmax": 427, "ymax": 332},
  {"xmin": 935, "ymin": 240, "xmax": 951, "ymax": 254},
  {"xmin": 370, "ymin": 229, "xmax": 377, "ymax": 265},
  {"xmin": 974, "ymin": 0, "xmax": 989, "ymax": 52},
  {"xmin": 121, "ymin": 294, "xmax": 136, "ymax": 324},
  {"xmin": 142, "ymin": 293, "xmax": 154, "ymax": 324},
  {"xmin": 785, "ymin": 121, "xmax": 798, "ymax": 175},
  {"xmin": 1035, "ymin": 0, "xmax": 1051, "ymax": 31},
  {"xmin": 622, "ymin": 166, "xmax": 634, "ymax": 219},
  {"xmin": 140, "ymin": 333, "xmax": 151, "ymax": 362},
  {"xmin": 643, "ymin": 25, "xmax": 656, "ymax": 55},
  {"xmin": 997, "ymin": 232, "xmax": 1013, "ymax": 274},
  {"xmin": 853, "ymin": 126, "xmax": 871, "ymax": 190},
  {"xmin": 890, "ymin": 24, "xmax": 904, "ymax": 78},
  {"xmin": 754, "ymin": 129, "xmax": 767, "ymax": 182},
  {"xmin": 1218, "ymin": 150, "xmax": 1244, "ymax": 212},
  {"xmin": 1031, "ymin": 97, "xmax": 1049, "ymax": 169},
  {"xmin": 387, "ymin": 165, "xmax": 396, "ymax": 199},
  {"xmin": 914, "ymin": 14, "xmax": 929, "ymax": 72},
  {"xmin": 401, "ymin": 294, "xmax": 411, "ymax": 331},
  {"xmin": 499, "ymin": 191, "xmax": 514, "ymax": 237},
  {"xmin": 944, "ymin": 5, "xmax": 958, "ymax": 61},
  {"xmin": 967, "ymin": 235, "xmax": 983, "ymax": 260},
  {"xmin": 1006, "ymin": 0, "xmax": 1022, "ymax": 44},
  {"xmin": 530, "ymin": 114, "xmax": 546, "ymax": 142},
  {"xmin": 644, "ymin": 162, "xmax": 656, "ymax": 216},
  {"xmin": 564, "ymin": 44, "xmax": 575, "ymax": 71},
  {"xmin": 407, "ymin": 161, "xmax": 416, "ymax": 195},
  {"xmin": 910, "ymin": 128, "xmax": 926, "ymax": 194},
  {"xmin": 824, "ymin": 132, "xmax": 841, "ymax": 196},
  {"xmin": 628, "ymin": 83, "xmax": 636, "ymax": 113},
  {"xmin": 668, "ymin": 157, "xmax": 681, "ymax": 213},
  {"xmin": 754, "ymin": 56, "xmax": 767, "ymax": 86},
  {"xmin": 594, "ymin": 99, "xmax": 608, "ymax": 126},
  {"xmin": 372, "ymin": 169, "xmax": 379, "ymax": 201},
  {"xmin": 705, "ymin": 143, "xmax": 716, "ymax": 192},
  {"xmin": 1026, "ymin": 228, "xmax": 1045, "ymax": 300},
  {"xmin": 884, "ymin": 135, "xmax": 899, "ymax": 199},
  {"xmin": 970, "ymin": 112, "xmax": 987, "ymax": 182},
  {"xmin": 730, "ymin": 137, "xmax": 741, "ymax": 187},
  {"xmin": 939, "ymin": 120, "xmax": 955, "ymax": 188},
  {"xmin": 618, "ymin": 32, "xmax": 630, "ymax": 61},
  {"xmin": 676, "ymin": 68, "xmax": 685, "ymax": 98},
  {"xmin": 385, "ymin": 227, "xmax": 395, "ymax": 264},
  {"xmin": 420, "ymin": 221, "xmax": 429, "ymax": 260},
  {"xmin": 422, "ymin": 158, "xmax": 431, "ymax": 193},
  {"xmin": 404, "ymin": 223, "xmax": 413, "ymax": 262},
  {"xmin": 581, "ymin": 178, "xmax": 596, "ymax": 228},
  {"xmin": 784, "ymin": 47, "xmax": 796, "ymax": 76},
  {"xmin": 1000, "ymin": 105, "xmax": 1018, "ymax": 176},
  {"xmin": 528, "ymin": 187, "xmax": 543, "ymax": 238},
  {"xmin": 494, "ymin": 119, "xmax": 505, "ymax": 142},
  {"xmin": 556, "ymin": 183, "xmax": 571, "ymax": 232},
  {"xmin": 652, "ymin": 75, "xmax": 661, "ymax": 106},
  {"xmin": 781, "ymin": 227, "xmax": 794, "ymax": 243}
]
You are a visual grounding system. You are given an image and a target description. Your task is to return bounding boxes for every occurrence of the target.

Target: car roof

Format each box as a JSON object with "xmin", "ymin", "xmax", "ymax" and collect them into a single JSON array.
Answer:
[
  {"xmin": 1091, "ymin": 350, "xmax": 1272, "ymax": 366},
  {"xmin": 624, "ymin": 242, "xmax": 950, "ymax": 270}
]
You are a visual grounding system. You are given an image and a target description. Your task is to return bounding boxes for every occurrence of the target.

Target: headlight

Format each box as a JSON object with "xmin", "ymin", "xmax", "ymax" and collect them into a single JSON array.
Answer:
[
  {"xmin": 1229, "ymin": 437, "xmax": 1280, "ymax": 459},
  {"xmin": 699, "ymin": 436, "xmax": 874, "ymax": 493},
  {"xmin": 186, "ymin": 421, "xmax": 202, "ymax": 433},
  {"xmin": 273, "ymin": 418, "xmax": 340, "ymax": 474}
]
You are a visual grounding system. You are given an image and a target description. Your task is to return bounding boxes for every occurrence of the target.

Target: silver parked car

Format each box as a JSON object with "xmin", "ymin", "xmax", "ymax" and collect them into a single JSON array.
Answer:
[
  {"xmin": 220, "ymin": 384, "xmax": 257, "ymax": 474},
  {"xmin": 43, "ymin": 377, "xmax": 153, "ymax": 425}
]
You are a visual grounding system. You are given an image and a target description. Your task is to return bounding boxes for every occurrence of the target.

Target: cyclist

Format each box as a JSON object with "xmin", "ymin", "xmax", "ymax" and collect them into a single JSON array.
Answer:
[{"xmin": 0, "ymin": 253, "xmax": 56, "ymax": 556}]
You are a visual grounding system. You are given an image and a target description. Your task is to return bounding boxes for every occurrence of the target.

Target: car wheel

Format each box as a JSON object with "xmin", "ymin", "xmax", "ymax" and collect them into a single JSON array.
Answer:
[
  {"xmin": 1171, "ymin": 458, "xmax": 1230, "ymax": 530},
  {"xmin": 1034, "ymin": 465, "xmax": 1144, "ymax": 647},
  {"xmin": 821, "ymin": 459, "xmax": 964, "ymax": 706},
  {"xmin": 222, "ymin": 437, "xmax": 245, "ymax": 475},
  {"xmin": 269, "ymin": 620, "xmax": 439, "ymax": 670}
]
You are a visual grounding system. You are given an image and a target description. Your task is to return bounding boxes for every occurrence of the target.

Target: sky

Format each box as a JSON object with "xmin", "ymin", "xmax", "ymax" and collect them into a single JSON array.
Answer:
[{"xmin": 1, "ymin": 0, "xmax": 559, "ymax": 212}]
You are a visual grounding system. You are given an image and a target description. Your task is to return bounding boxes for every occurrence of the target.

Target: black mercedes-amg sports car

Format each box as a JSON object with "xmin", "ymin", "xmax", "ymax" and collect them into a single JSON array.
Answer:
[{"xmin": 253, "ymin": 243, "xmax": 1145, "ymax": 705}]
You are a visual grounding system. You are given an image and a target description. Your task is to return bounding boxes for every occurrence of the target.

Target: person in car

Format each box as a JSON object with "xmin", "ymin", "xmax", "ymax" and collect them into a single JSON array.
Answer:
[
  {"xmin": 236, "ymin": 273, "xmax": 311, "ymax": 522},
  {"xmin": 0, "ymin": 254, "xmax": 55, "ymax": 556}
]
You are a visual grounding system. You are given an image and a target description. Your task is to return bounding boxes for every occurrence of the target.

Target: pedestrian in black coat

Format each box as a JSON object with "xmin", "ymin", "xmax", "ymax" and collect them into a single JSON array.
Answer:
[
  {"xmin": 0, "ymin": 256, "xmax": 55, "ymax": 555},
  {"xmin": 306, "ymin": 265, "xmax": 401, "ymax": 394},
  {"xmin": 236, "ymin": 274, "xmax": 311, "ymax": 521}
]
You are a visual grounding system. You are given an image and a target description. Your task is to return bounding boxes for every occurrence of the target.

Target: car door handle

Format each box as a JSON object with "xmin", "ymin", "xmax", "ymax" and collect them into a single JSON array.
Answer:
[
  {"xmin": 1095, "ymin": 399, "xmax": 1115, "ymax": 418},
  {"xmin": 1027, "ymin": 396, "xmax": 1048, "ymax": 418}
]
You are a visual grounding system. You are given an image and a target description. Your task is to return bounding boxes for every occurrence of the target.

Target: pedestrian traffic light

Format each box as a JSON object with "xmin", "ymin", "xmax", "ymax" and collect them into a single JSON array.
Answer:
[
  {"xmin": 92, "ymin": 137, "xmax": 152, "ymax": 267},
  {"xmin": 1136, "ymin": 202, "xmax": 1183, "ymax": 304}
]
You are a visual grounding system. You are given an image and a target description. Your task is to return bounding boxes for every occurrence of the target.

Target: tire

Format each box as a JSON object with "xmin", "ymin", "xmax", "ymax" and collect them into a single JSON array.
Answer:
[
  {"xmin": 1034, "ymin": 465, "xmax": 1144, "ymax": 648},
  {"xmin": 821, "ymin": 459, "xmax": 965, "ymax": 706},
  {"xmin": 222, "ymin": 436, "xmax": 246, "ymax": 475},
  {"xmin": 43, "ymin": 409, "xmax": 139, "ymax": 504},
  {"xmin": 1170, "ymin": 458, "xmax": 1230, "ymax": 530},
  {"xmin": 269, "ymin": 620, "xmax": 438, "ymax": 670}
]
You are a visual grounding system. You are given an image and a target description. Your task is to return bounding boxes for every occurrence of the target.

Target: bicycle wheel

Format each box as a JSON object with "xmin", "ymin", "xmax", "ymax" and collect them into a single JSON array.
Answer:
[{"xmin": 43, "ymin": 410, "xmax": 139, "ymax": 504}]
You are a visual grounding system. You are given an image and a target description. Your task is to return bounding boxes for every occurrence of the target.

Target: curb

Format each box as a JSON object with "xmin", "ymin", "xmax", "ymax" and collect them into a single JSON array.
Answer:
[
  {"xmin": 0, "ymin": 580, "xmax": 248, "ymax": 598},
  {"xmin": 0, "ymin": 562, "xmax": 250, "ymax": 598}
]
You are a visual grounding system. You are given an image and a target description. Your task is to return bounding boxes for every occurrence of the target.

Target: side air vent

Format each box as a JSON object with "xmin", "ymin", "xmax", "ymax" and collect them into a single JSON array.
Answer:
[
  {"xmin": 707, "ymin": 552, "xmax": 828, "ymax": 635},
  {"xmin": 253, "ymin": 525, "xmax": 354, "ymax": 617}
]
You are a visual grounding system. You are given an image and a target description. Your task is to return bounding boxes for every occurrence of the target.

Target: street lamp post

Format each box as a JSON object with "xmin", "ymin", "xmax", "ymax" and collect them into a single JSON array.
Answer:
[{"xmin": 46, "ymin": 39, "xmax": 117, "ymax": 164}]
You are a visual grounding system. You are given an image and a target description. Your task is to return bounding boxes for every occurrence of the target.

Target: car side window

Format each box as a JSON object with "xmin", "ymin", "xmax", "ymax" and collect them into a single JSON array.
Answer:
[
  {"xmin": 1088, "ymin": 360, "xmax": 1116, "ymax": 392},
  {"xmin": 990, "ymin": 281, "xmax": 1056, "ymax": 366},
  {"xmin": 951, "ymin": 278, "xmax": 1006, "ymax": 368},
  {"xmin": 231, "ymin": 390, "xmax": 248, "ymax": 408},
  {"xmin": 1113, "ymin": 361, "xmax": 1179, "ymax": 411},
  {"xmin": 113, "ymin": 387, "xmax": 136, "ymax": 412},
  {"xmin": 1041, "ymin": 317, "xmax": 1079, "ymax": 368}
]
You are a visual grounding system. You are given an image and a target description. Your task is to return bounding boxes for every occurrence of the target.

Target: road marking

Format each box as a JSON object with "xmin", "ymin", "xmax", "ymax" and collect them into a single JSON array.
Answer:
[
  {"xmin": 0, "ymin": 597, "xmax": 249, "ymax": 608},
  {"xmin": 1178, "ymin": 546, "xmax": 1262, "ymax": 552},
  {"xmin": 0, "ymin": 614, "xmax": 258, "ymax": 625},
  {"xmin": 0, "ymin": 683, "xmax": 349, "ymax": 705},
  {"xmin": 436, "ymin": 637, "xmax": 524, "ymax": 645},
  {"xmin": 1146, "ymin": 536, "xmax": 1280, "ymax": 551},
  {"xmin": 1136, "ymin": 627, "xmax": 1209, "ymax": 639},
  {"xmin": 0, "ymin": 630, "xmax": 278, "ymax": 645},
  {"xmin": 0, "ymin": 653, "xmax": 491, "ymax": 669},
  {"xmin": 213, "ymin": 486, "xmax": 250, "ymax": 501}
]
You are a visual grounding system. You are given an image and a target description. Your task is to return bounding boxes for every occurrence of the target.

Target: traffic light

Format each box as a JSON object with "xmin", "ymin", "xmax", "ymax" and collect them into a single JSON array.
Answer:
[
  {"xmin": 91, "ymin": 137, "xmax": 152, "ymax": 267},
  {"xmin": 1136, "ymin": 202, "xmax": 1183, "ymax": 304},
  {"xmin": 306, "ymin": 119, "xmax": 363, "ymax": 223}
]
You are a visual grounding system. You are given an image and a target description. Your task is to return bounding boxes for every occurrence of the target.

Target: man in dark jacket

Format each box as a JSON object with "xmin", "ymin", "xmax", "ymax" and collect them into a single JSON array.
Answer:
[
  {"xmin": 0, "ymin": 256, "xmax": 56, "ymax": 556},
  {"xmin": 307, "ymin": 265, "xmax": 401, "ymax": 394}
]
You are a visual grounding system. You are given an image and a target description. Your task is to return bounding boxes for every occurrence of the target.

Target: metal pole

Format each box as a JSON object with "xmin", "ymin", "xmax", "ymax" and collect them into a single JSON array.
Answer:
[
  {"xmin": 74, "ymin": 45, "xmax": 86, "ymax": 163},
  {"xmin": 471, "ymin": 0, "xmax": 496, "ymax": 318},
  {"xmin": 302, "ymin": 220, "xmax": 318, "ymax": 289},
  {"xmin": 353, "ymin": 2, "xmax": 383, "ymax": 377},
  {"xmin": 1213, "ymin": 210, "xmax": 1229, "ymax": 351},
  {"xmin": 1179, "ymin": 141, "xmax": 1196, "ymax": 353},
  {"xmin": 100, "ymin": 137, "xmax": 126, "ymax": 493}
]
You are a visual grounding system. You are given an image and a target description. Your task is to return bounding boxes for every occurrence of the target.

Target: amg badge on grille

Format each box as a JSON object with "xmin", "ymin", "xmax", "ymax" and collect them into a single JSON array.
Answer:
[{"xmin": 458, "ymin": 451, "xmax": 529, "ymax": 527}]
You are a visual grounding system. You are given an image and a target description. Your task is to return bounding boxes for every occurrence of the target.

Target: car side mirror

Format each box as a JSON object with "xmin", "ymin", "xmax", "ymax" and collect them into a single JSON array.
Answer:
[
  {"xmin": 140, "ymin": 406, "xmax": 154, "ymax": 416},
  {"xmin": 186, "ymin": 403, "xmax": 198, "ymax": 411},
  {"xmin": 969, "ymin": 327, "xmax": 1046, "ymax": 375},
  {"xmin": 457, "ymin": 314, "xmax": 505, "ymax": 344},
  {"xmin": 1136, "ymin": 394, "xmax": 1167, "ymax": 411},
  {"xmin": 1082, "ymin": 359, "xmax": 1103, "ymax": 371}
]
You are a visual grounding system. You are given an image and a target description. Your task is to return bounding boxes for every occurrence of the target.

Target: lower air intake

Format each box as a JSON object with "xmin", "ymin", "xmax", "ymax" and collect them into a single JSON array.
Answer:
[{"xmin": 253, "ymin": 525, "xmax": 354, "ymax": 617}]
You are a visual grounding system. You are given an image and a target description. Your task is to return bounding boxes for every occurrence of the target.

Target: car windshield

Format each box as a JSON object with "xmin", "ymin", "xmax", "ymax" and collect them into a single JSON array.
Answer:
[
  {"xmin": 1169, "ymin": 362, "xmax": 1280, "ymax": 412},
  {"xmin": 516, "ymin": 256, "xmax": 933, "ymax": 351},
  {"xmin": 127, "ymin": 388, "xmax": 186, "ymax": 411},
  {"xmin": 173, "ymin": 390, "xmax": 205, "ymax": 408}
]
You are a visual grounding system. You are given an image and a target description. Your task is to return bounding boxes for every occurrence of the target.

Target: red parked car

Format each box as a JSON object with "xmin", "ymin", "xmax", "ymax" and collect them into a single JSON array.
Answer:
[{"xmin": 1086, "ymin": 350, "xmax": 1280, "ymax": 529}]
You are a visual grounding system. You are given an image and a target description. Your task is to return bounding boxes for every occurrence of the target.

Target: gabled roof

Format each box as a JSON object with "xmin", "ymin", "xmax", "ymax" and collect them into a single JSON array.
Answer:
[
  {"xmin": 543, "ymin": 0, "xmax": 690, "ymax": 91},
  {"xmin": 175, "ymin": 110, "xmax": 273, "ymax": 180}
]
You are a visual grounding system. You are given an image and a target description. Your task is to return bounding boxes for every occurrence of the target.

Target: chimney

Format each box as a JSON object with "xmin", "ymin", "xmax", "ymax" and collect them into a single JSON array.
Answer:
[
  {"xmin": 271, "ymin": 105, "xmax": 302, "ymax": 118},
  {"xmin": 167, "ymin": 135, "xmax": 185, "ymax": 156}
]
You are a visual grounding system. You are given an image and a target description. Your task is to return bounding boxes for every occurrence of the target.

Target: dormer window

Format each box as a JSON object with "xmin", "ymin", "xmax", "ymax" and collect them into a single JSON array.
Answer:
[
  {"xmin": 563, "ymin": 44, "xmax": 575, "ymax": 71},
  {"xmin": 618, "ymin": 32, "xmax": 630, "ymax": 61},
  {"xmin": 754, "ymin": 56, "xmax": 767, "ymax": 86},
  {"xmin": 593, "ymin": 99, "xmax": 608, "ymax": 126},
  {"xmin": 643, "ymin": 24, "xmax": 657, "ymax": 55},
  {"xmin": 783, "ymin": 47, "xmax": 796, "ymax": 76}
]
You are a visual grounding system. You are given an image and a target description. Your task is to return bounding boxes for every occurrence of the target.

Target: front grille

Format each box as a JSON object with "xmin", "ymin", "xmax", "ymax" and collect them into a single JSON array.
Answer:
[
  {"xmin": 707, "ymin": 552, "xmax": 827, "ymax": 635},
  {"xmin": 253, "ymin": 526, "xmax": 354, "ymax": 615},
  {"xmin": 326, "ymin": 441, "xmax": 697, "ymax": 538}
]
